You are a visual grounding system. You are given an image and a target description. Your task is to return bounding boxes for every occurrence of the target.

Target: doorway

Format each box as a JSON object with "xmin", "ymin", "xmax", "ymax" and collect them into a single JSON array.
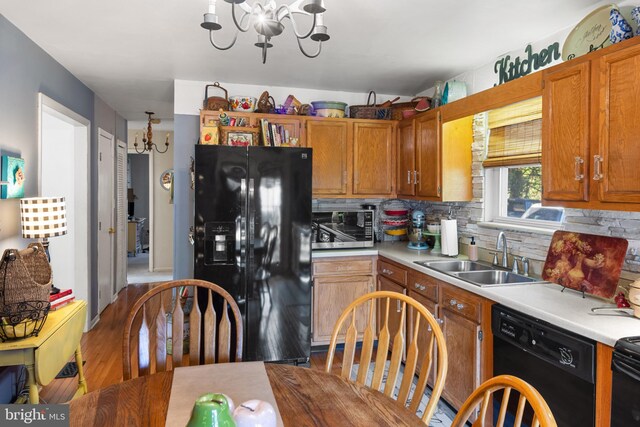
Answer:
[
  {"xmin": 125, "ymin": 125, "xmax": 174, "ymax": 285},
  {"xmin": 38, "ymin": 94, "xmax": 91, "ymax": 328}
]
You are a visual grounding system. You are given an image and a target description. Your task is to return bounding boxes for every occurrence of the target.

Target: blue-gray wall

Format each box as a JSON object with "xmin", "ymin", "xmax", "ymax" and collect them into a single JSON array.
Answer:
[
  {"xmin": 0, "ymin": 14, "xmax": 126, "ymax": 403},
  {"xmin": 173, "ymin": 114, "xmax": 198, "ymax": 279}
]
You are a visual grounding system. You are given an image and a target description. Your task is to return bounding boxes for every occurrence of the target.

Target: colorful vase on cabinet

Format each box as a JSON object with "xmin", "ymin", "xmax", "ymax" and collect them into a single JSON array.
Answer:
[
  {"xmin": 609, "ymin": 8, "xmax": 633, "ymax": 43},
  {"xmin": 632, "ymin": 7, "xmax": 640, "ymax": 36}
]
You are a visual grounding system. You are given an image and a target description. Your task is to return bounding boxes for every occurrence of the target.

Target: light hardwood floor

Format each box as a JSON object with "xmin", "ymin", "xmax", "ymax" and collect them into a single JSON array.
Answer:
[{"xmin": 40, "ymin": 283, "xmax": 351, "ymax": 403}]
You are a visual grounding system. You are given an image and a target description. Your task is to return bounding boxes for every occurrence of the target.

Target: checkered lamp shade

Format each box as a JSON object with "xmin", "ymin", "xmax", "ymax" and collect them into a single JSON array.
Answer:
[{"xmin": 20, "ymin": 197, "xmax": 67, "ymax": 239}]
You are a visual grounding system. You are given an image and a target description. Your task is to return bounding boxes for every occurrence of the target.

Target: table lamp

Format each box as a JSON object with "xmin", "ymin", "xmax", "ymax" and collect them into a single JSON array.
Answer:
[{"xmin": 20, "ymin": 197, "xmax": 67, "ymax": 294}]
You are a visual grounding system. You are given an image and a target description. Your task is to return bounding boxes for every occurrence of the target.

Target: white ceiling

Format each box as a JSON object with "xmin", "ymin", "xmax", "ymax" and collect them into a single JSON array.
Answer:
[{"xmin": 1, "ymin": 0, "xmax": 604, "ymax": 121}]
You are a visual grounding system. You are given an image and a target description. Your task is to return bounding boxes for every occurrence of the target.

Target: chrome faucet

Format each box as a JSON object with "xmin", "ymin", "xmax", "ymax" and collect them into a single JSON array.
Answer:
[{"xmin": 496, "ymin": 231, "xmax": 508, "ymax": 268}]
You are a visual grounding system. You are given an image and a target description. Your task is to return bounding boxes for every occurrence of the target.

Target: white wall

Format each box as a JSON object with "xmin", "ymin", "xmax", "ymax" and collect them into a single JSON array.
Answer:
[
  {"xmin": 174, "ymin": 79, "xmax": 411, "ymax": 116},
  {"xmin": 419, "ymin": 1, "xmax": 640, "ymax": 97}
]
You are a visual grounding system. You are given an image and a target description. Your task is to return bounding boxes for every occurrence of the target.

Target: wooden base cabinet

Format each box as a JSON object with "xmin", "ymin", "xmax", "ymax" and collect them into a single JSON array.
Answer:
[
  {"xmin": 377, "ymin": 276, "xmax": 406, "ymax": 354},
  {"xmin": 407, "ymin": 290, "xmax": 438, "ymax": 386},
  {"xmin": 311, "ymin": 257, "xmax": 375, "ymax": 346},
  {"xmin": 438, "ymin": 282, "xmax": 492, "ymax": 414},
  {"xmin": 377, "ymin": 258, "xmax": 409, "ymax": 355}
]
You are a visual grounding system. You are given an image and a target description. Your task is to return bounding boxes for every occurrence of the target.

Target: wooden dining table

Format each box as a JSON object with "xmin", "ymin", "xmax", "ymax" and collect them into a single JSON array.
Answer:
[{"xmin": 69, "ymin": 363, "xmax": 423, "ymax": 426}]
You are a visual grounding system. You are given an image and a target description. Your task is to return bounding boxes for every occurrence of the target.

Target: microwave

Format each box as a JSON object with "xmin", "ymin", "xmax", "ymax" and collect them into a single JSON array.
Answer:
[{"xmin": 312, "ymin": 210, "xmax": 374, "ymax": 249}]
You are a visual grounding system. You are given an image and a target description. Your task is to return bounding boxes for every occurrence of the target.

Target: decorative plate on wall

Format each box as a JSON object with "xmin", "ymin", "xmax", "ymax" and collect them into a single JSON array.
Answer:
[
  {"xmin": 542, "ymin": 231, "xmax": 628, "ymax": 299},
  {"xmin": 562, "ymin": 4, "xmax": 615, "ymax": 61}
]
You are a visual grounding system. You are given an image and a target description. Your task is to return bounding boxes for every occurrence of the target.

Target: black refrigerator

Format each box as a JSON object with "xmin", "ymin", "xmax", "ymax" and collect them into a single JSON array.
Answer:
[{"xmin": 194, "ymin": 145, "xmax": 312, "ymax": 364}]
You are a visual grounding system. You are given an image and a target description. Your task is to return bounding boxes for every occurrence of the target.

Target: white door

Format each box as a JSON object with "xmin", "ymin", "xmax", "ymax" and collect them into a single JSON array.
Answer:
[
  {"xmin": 97, "ymin": 128, "xmax": 115, "ymax": 313},
  {"xmin": 115, "ymin": 140, "xmax": 127, "ymax": 294}
]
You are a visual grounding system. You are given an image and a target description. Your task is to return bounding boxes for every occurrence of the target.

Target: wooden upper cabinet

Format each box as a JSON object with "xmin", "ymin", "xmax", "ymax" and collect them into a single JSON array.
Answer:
[
  {"xmin": 397, "ymin": 119, "xmax": 416, "ymax": 197},
  {"xmin": 352, "ymin": 121, "xmax": 395, "ymax": 196},
  {"xmin": 306, "ymin": 119, "xmax": 351, "ymax": 196},
  {"xmin": 542, "ymin": 61, "xmax": 591, "ymax": 202},
  {"xmin": 415, "ymin": 111, "xmax": 441, "ymax": 199},
  {"xmin": 597, "ymin": 43, "xmax": 640, "ymax": 203}
]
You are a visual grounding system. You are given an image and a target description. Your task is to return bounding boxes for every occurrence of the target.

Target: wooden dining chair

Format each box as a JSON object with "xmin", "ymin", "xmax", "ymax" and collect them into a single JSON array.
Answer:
[
  {"xmin": 122, "ymin": 279, "xmax": 243, "ymax": 380},
  {"xmin": 325, "ymin": 291, "xmax": 448, "ymax": 425},
  {"xmin": 451, "ymin": 375, "xmax": 557, "ymax": 427}
]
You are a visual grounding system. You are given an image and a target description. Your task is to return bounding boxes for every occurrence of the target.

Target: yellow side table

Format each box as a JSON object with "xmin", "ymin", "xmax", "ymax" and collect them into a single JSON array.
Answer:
[{"xmin": 0, "ymin": 300, "xmax": 87, "ymax": 403}]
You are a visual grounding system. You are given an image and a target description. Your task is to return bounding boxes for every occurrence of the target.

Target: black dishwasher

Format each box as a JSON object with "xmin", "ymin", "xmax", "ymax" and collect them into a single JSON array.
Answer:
[
  {"xmin": 492, "ymin": 304, "xmax": 596, "ymax": 427},
  {"xmin": 611, "ymin": 336, "xmax": 640, "ymax": 426}
]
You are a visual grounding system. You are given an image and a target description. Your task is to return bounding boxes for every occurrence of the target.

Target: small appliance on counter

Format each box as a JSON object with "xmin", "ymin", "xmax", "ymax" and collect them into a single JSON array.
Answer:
[
  {"xmin": 312, "ymin": 210, "xmax": 374, "ymax": 250},
  {"xmin": 407, "ymin": 210, "xmax": 428, "ymax": 250}
]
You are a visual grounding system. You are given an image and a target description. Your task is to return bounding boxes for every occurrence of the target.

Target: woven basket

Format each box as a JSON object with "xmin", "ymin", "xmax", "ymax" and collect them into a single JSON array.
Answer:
[
  {"xmin": 349, "ymin": 91, "xmax": 392, "ymax": 120},
  {"xmin": 390, "ymin": 97, "xmax": 431, "ymax": 120},
  {"xmin": 0, "ymin": 243, "xmax": 52, "ymax": 341}
]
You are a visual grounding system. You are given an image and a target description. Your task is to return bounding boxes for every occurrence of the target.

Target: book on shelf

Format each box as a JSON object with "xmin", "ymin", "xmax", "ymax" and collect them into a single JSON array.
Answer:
[
  {"xmin": 49, "ymin": 296, "xmax": 76, "ymax": 311},
  {"xmin": 49, "ymin": 288, "xmax": 73, "ymax": 302},
  {"xmin": 260, "ymin": 119, "xmax": 270, "ymax": 146},
  {"xmin": 50, "ymin": 295, "xmax": 75, "ymax": 310},
  {"xmin": 259, "ymin": 119, "xmax": 296, "ymax": 146}
]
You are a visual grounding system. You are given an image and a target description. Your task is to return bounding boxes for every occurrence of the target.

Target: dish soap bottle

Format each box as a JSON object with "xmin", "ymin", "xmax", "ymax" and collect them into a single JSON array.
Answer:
[{"xmin": 468, "ymin": 236, "xmax": 478, "ymax": 261}]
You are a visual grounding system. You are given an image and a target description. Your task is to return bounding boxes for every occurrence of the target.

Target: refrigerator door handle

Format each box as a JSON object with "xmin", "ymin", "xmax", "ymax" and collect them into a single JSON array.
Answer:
[
  {"xmin": 239, "ymin": 179, "xmax": 247, "ymax": 265},
  {"xmin": 248, "ymin": 178, "xmax": 256, "ymax": 249},
  {"xmin": 237, "ymin": 178, "xmax": 248, "ymax": 304}
]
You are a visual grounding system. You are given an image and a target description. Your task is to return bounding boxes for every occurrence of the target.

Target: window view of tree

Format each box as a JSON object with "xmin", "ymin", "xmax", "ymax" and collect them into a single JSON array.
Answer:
[
  {"xmin": 506, "ymin": 166, "xmax": 542, "ymax": 218},
  {"xmin": 508, "ymin": 166, "xmax": 542, "ymax": 199},
  {"xmin": 503, "ymin": 165, "xmax": 564, "ymax": 223}
]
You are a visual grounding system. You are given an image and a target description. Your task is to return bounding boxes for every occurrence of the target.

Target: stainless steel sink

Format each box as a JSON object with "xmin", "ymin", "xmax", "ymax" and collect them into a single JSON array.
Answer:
[
  {"xmin": 452, "ymin": 270, "xmax": 537, "ymax": 286},
  {"xmin": 413, "ymin": 260, "xmax": 493, "ymax": 272},
  {"xmin": 414, "ymin": 259, "xmax": 544, "ymax": 287}
]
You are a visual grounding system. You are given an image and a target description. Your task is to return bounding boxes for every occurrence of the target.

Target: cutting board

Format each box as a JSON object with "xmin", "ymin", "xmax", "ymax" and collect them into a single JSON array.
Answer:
[
  {"xmin": 542, "ymin": 231, "xmax": 628, "ymax": 298},
  {"xmin": 166, "ymin": 362, "xmax": 284, "ymax": 427}
]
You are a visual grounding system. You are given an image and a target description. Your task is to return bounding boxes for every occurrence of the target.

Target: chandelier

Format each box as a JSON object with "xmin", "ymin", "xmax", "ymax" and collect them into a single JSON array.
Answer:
[
  {"xmin": 134, "ymin": 112, "xmax": 169, "ymax": 154},
  {"xmin": 201, "ymin": 0, "xmax": 329, "ymax": 64}
]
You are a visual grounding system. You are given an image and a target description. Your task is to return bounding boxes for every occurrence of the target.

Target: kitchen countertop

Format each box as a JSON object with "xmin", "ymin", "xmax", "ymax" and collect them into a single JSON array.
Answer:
[{"xmin": 313, "ymin": 242, "xmax": 640, "ymax": 347}]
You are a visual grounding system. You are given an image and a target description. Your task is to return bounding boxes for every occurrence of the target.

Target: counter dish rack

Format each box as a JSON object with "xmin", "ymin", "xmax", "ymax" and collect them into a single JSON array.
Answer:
[{"xmin": 379, "ymin": 199, "xmax": 410, "ymax": 240}]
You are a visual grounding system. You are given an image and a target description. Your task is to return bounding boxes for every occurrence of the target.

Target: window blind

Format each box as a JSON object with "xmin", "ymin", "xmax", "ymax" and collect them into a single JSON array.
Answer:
[{"xmin": 484, "ymin": 97, "xmax": 542, "ymax": 168}]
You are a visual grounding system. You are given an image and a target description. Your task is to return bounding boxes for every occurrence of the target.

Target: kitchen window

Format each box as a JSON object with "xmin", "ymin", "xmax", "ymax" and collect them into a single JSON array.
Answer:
[{"xmin": 483, "ymin": 97, "xmax": 564, "ymax": 229}]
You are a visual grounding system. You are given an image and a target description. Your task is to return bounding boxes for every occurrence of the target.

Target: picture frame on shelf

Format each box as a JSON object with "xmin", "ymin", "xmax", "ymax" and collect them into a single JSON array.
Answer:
[
  {"xmin": 219, "ymin": 126, "xmax": 260, "ymax": 147},
  {"xmin": 201, "ymin": 120, "xmax": 219, "ymax": 145}
]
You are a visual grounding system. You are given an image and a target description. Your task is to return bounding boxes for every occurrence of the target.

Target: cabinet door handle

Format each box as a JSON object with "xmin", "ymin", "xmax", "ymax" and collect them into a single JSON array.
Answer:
[
  {"xmin": 407, "ymin": 170, "xmax": 411, "ymax": 185},
  {"xmin": 593, "ymin": 155, "xmax": 603, "ymax": 181},
  {"xmin": 382, "ymin": 268, "xmax": 393, "ymax": 275},
  {"xmin": 456, "ymin": 303, "xmax": 465, "ymax": 311},
  {"xmin": 414, "ymin": 283, "xmax": 426, "ymax": 291},
  {"xmin": 414, "ymin": 170, "xmax": 419, "ymax": 184},
  {"xmin": 450, "ymin": 299, "xmax": 457, "ymax": 306},
  {"xmin": 396, "ymin": 299, "xmax": 402, "ymax": 313},
  {"xmin": 574, "ymin": 156, "xmax": 584, "ymax": 181},
  {"xmin": 436, "ymin": 318, "xmax": 444, "ymax": 325}
]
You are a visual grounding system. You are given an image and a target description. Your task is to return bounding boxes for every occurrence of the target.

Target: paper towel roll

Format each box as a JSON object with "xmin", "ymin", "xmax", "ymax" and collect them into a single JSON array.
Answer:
[{"xmin": 440, "ymin": 219, "xmax": 458, "ymax": 256}]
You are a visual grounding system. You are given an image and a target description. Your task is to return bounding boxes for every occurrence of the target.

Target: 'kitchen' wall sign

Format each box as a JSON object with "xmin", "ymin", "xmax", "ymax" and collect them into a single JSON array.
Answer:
[{"xmin": 494, "ymin": 42, "xmax": 561, "ymax": 86}]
